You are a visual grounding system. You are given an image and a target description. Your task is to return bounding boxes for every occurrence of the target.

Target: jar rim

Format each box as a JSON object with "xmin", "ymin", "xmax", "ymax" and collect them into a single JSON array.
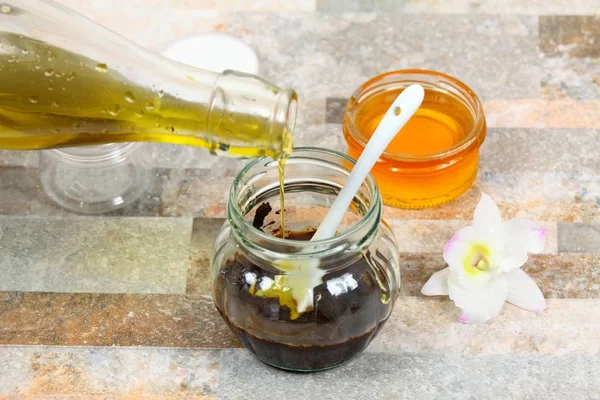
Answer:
[
  {"xmin": 343, "ymin": 69, "xmax": 486, "ymax": 162},
  {"xmin": 227, "ymin": 147, "xmax": 382, "ymax": 256}
]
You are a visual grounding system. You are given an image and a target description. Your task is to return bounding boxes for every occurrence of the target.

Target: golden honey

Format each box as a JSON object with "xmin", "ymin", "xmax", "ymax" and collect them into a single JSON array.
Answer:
[{"xmin": 343, "ymin": 70, "xmax": 486, "ymax": 209}]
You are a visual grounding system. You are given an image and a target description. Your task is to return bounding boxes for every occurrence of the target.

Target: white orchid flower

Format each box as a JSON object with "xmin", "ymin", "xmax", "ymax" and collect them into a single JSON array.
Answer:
[{"xmin": 421, "ymin": 193, "xmax": 547, "ymax": 324}]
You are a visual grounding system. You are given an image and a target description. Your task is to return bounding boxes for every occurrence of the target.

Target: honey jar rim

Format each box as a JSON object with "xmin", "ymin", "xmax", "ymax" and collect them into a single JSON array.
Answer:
[{"xmin": 343, "ymin": 69, "xmax": 486, "ymax": 162}]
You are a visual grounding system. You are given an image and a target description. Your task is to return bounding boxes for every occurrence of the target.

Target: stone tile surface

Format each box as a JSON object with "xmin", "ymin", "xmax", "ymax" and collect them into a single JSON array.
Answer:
[
  {"xmin": 0, "ymin": 347, "xmax": 32, "ymax": 394},
  {"xmin": 326, "ymin": 98, "xmax": 349, "ymax": 124},
  {"xmin": 540, "ymin": 16, "xmax": 600, "ymax": 58},
  {"xmin": 187, "ymin": 218, "xmax": 225, "ymax": 296},
  {"xmin": 0, "ymin": 150, "xmax": 38, "ymax": 168},
  {"xmin": 2, "ymin": 250, "xmax": 599, "ymax": 349},
  {"xmin": 0, "ymin": 167, "xmax": 164, "ymax": 217},
  {"xmin": 480, "ymin": 128, "xmax": 600, "ymax": 173},
  {"xmin": 218, "ymin": 349, "xmax": 600, "ymax": 400},
  {"xmin": 318, "ymin": 0, "xmax": 600, "ymax": 15},
  {"xmin": 390, "ymin": 220, "xmax": 558, "ymax": 254},
  {"xmin": 484, "ymin": 99, "xmax": 600, "ymax": 129},
  {"xmin": 159, "ymin": 169, "xmax": 233, "ymax": 218},
  {"xmin": 400, "ymin": 253, "xmax": 600, "ymax": 299},
  {"xmin": 2, "ymin": 1, "xmax": 600, "ymax": 396},
  {"xmin": 558, "ymin": 222, "xmax": 600, "ymax": 253},
  {"xmin": 0, "ymin": 292, "xmax": 239, "ymax": 348},
  {"xmin": 166, "ymin": 0, "xmax": 317, "ymax": 11},
  {"xmin": 541, "ymin": 58, "xmax": 600, "ymax": 100},
  {"xmin": 223, "ymin": 13, "xmax": 540, "ymax": 108},
  {"xmin": 383, "ymin": 170, "xmax": 600, "ymax": 224},
  {"xmin": 371, "ymin": 298, "xmax": 600, "ymax": 355},
  {"xmin": 0, "ymin": 346, "xmax": 220, "ymax": 396},
  {"xmin": 0, "ymin": 217, "xmax": 192, "ymax": 294}
]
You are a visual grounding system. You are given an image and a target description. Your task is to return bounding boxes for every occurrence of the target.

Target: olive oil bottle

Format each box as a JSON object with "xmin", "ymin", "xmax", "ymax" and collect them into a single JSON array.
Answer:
[{"xmin": 0, "ymin": 0, "xmax": 296, "ymax": 159}]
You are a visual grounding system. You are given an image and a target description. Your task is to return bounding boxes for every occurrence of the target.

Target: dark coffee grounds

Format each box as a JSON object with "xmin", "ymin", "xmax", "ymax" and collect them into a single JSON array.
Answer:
[{"xmin": 213, "ymin": 229, "xmax": 393, "ymax": 371}]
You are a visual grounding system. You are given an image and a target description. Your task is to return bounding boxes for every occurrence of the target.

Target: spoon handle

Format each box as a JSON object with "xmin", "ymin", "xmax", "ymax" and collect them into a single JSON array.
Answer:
[{"xmin": 311, "ymin": 84, "xmax": 425, "ymax": 241}]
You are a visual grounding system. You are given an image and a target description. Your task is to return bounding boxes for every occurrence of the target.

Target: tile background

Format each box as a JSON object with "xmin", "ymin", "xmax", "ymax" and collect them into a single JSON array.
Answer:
[{"xmin": 1, "ymin": 0, "xmax": 600, "ymax": 397}]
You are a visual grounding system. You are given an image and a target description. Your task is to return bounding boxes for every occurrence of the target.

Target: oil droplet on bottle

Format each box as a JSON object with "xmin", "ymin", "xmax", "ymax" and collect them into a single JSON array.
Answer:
[
  {"xmin": 48, "ymin": 86, "xmax": 54, "ymax": 92},
  {"xmin": 47, "ymin": 50, "xmax": 55, "ymax": 62},
  {"xmin": 95, "ymin": 63, "xmax": 108, "ymax": 73},
  {"xmin": 66, "ymin": 72, "xmax": 76, "ymax": 81},
  {"xmin": 21, "ymin": 49, "xmax": 29, "ymax": 55},
  {"xmin": 134, "ymin": 112, "xmax": 143, "ymax": 118},
  {"xmin": 44, "ymin": 69, "xmax": 54, "ymax": 77},
  {"xmin": 34, "ymin": 65, "xmax": 41, "ymax": 70},
  {"xmin": 72, "ymin": 122, "xmax": 81, "ymax": 129},
  {"xmin": 61, "ymin": 87, "xmax": 66, "ymax": 91},
  {"xmin": 29, "ymin": 96, "xmax": 39, "ymax": 104},
  {"xmin": 145, "ymin": 103, "xmax": 154, "ymax": 111},
  {"xmin": 7, "ymin": 56, "xmax": 15, "ymax": 63},
  {"xmin": 157, "ymin": 90, "xmax": 165, "ymax": 98},
  {"xmin": 106, "ymin": 105, "xmax": 120, "ymax": 116},
  {"xmin": 51, "ymin": 101, "xmax": 60, "ymax": 108},
  {"xmin": 0, "ymin": 4, "xmax": 11, "ymax": 13},
  {"xmin": 124, "ymin": 91, "xmax": 136, "ymax": 103}
]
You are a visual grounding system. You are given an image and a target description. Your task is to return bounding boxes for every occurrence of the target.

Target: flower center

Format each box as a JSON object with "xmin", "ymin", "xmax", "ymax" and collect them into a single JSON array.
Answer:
[
  {"xmin": 462, "ymin": 244, "xmax": 493, "ymax": 276},
  {"xmin": 472, "ymin": 253, "xmax": 490, "ymax": 271}
]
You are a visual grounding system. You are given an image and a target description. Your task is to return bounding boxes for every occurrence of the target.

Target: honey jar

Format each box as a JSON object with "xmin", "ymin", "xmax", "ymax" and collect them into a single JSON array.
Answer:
[{"xmin": 343, "ymin": 70, "xmax": 486, "ymax": 209}]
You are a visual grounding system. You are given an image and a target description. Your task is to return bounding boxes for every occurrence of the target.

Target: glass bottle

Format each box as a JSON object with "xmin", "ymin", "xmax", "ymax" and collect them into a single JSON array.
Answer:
[
  {"xmin": 0, "ymin": 0, "xmax": 297, "ymax": 159},
  {"xmin": 211, "ymin": 147, "xmax": 401, "ymax": 371}
]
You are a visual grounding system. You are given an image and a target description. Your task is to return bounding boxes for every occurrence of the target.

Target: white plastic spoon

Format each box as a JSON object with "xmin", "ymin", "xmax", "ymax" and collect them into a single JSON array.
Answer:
[
  {"xmin": 311, "ymin": 84, "xmax": 425, "ymax": 241},
  {"xmin": 274, "ymin": 84, "xmax": 425, "ymax": 313}
]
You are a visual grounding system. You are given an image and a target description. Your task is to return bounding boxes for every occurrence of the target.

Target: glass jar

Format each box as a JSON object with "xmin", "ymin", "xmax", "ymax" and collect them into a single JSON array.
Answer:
[
  {"xmin": 39, "ymin": 143, "xmax": 151, "ymax": 214},
  {"xmin": 343, "ymin": 70, "xmax": 486, "ymax": 209},
  {"xmin": 210, "ymin": 147, "xmax": 401, "ymax": 372}
]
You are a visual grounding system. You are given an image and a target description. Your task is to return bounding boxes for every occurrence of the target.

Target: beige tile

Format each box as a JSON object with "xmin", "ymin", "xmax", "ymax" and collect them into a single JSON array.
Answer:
[
  {"xmin": 382, "ymin": 169, "xmax": 600, "ymax": 224},
  {"xmin": 167, "ymin": 0, "xmax": 317, "ymax": 11},
  {"xmin": 0, "ymin": 346, "xmax": 220, "ymax": 396},
  {"xmin": 318, "ymin": 0, "xmax": 600, "ymax": 14},
  {"xmin": 218, "ymin": 349, "xmax": 600, "ymax": 399},
  {"xmin": 390, "ymin": 220, "xmax": 557, "ymax": 254},
  {"xmin": 480, "ymin": 128, "xmax": 600, "ymax": 173},
  {"xmin": 558, "ymin": 222, "xmax": 600, "ymax": 253},
  {"xmin": 540, "ymin": 16, "xmax": 600, "ymax": 58},
  {"xmin": 400, "ymin": 253, "xmax": 595, "ymax": 298},
  {"xmin": 484, "ymin": 99, "xmax": 600, "ymax": 129},
  {"xmin": 370, "ymin": 297, "xmax": 600, "ymax": 355},
  {"xmin": 0, "ymin": 216, "xmax": 192, "ymax": 294},
  {"xmin": 0, "ymin": 292, "xmax": 239, "ymax": 348},
  {"xmin": 401, "ymin": 0, "xmax": 600, "ymax": 15},
  {"xmin": 541, "ymin": 58, "xmax": 600, "ymax": 100}
]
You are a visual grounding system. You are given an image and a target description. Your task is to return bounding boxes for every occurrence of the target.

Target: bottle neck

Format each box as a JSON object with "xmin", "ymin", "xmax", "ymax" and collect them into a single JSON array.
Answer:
[
  {"xmin": 0, "ymin": 0, "xmax": 297, "ymax": 160},
  {"xmin": 207, "ymin": 70, "xmax": 297, "ymax": 159}
]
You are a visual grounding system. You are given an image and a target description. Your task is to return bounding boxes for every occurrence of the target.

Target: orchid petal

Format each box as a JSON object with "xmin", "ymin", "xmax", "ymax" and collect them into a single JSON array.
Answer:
[
  {"xmin": 498, "ymin": 219, "xmax": 546, "ymax": 272},
  {"xmin": 472, "ymin": 193, "xmax": 502, "ymax": 234},
  {"xmin": 497, "ymin": 252, "xmax": 530, "ymax": 273},
  {"xmin": 421, "ymin": 267, "xmax": 450, "ymax": 296},
  {"xmin": 443, "ymin": 226, "xmax": 477, "ymax": 269},
  {"xmin": 505, "ymin": 268, "xmax": 546, "ymax": 313},
  {"xmin": 448, "ymin": 271, "xmax": 508, "ymax": 323},
  {"xmin": 503, "ymin": 219, "xmax": 546, "ymax": 254}
]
